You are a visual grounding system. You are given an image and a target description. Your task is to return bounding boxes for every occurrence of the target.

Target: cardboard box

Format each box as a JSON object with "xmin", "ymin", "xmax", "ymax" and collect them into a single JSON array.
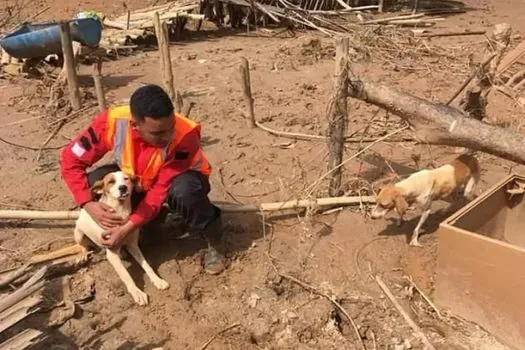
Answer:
[{"xmin": 435, "ymin": 174, "xmax": 525, "ymax": 349}]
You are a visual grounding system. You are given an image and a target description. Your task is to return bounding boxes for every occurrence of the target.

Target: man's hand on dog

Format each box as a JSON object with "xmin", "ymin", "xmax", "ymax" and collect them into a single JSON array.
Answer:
[
  {"xmin": 84, "ymin": 201, "xmax": 125, "ymax": 229},
  {"xmin": 101, "ymin": 221, "xmax": 136, "ymax": 248}
]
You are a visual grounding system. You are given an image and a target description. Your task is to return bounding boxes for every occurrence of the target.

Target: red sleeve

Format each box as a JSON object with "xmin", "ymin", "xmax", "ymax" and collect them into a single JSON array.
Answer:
[
  {"xmin": 129, "ymin": 129, "xmax": 201, "ymax": 226},
  {"xmin": 59, "ymin": 111, "xmax": 110, "ymax": 207}
]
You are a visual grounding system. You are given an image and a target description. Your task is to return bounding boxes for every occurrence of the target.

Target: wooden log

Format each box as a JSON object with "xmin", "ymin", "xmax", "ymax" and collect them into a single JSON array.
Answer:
[
  {"xmin": 0, "ymin": 196, "xmax": 375, "ymax": 220},
  {"xmin": 152, "ymin": 12, "xmax": 176, "ymax": 100},
  {"xmin": 92, "ymin": 58, "xmax": 106, "ymax": 112},
  {"xmin": 326, "ymin": 37, "xmax": 349, "ymax": 197},
  {"xmin": 345, "ymin": 75, "xmax": 525, "ymax": 165},
  {"xmin": 239, "ymin": 57, "xmax": 256, "ymax": 128},
  {"xmin": 59, "ymin": 23, "xmax": 81, "ymax": 110},
  {"xmin": 0, "ymin": 264, "xmax": 31, "ymax": 288},
  {"xmin": 378, "ymin": 0, "xmax": 384, "ymax": 13}
]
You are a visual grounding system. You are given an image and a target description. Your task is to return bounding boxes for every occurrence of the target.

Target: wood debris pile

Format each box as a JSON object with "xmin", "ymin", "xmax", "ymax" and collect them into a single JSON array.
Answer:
[{"xmin": 0, "ymin": 266, "xmax": 47, "ymax": 349}]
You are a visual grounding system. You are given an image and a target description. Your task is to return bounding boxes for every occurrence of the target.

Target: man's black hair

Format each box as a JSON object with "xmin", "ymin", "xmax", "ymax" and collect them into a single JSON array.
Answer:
[{"xmin": 130, "ymin": 84, "xmax": 174, "ymax": 121}]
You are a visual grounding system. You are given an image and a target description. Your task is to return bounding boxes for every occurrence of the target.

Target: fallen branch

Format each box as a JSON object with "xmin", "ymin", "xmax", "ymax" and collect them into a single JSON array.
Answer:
[
  {"xmin": 346, "ymin": 77, "xmax": 525, "ymax": 165},
  {"xmin": 199, "ymin": 323, "xmax": 241, "ymax": 350},
  {"xmin": 375, "ymin": 275, "xmax": 436, "ymax": 350},
  {"xmin": 270, "ymin": 259, "xmax": 365, "ymax": 350},
  {"xmin": 0, "ymin": 196, "xmax": 376, "ymax": 220}
]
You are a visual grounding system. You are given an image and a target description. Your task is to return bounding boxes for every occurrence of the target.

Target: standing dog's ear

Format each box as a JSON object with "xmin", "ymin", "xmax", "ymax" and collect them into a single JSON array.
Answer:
[
  {"xmin": 394, "ymin": 194, "xmax": 408, "ymax": 219},
  {"xmin": 90, "ymin": 180, "xmax": 105, "ymax": 195}
]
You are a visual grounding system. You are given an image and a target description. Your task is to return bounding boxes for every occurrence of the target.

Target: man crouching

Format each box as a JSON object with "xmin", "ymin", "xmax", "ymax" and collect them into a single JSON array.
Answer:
[{"xmin": 60, "ymin": 84, "xmax": 226, "ymax": 275}]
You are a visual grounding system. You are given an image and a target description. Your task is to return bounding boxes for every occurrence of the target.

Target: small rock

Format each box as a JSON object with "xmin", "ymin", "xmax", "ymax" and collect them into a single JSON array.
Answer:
[
  {"xmin": 247, "ymin": 293, "xmax": 261, "ymax": 308},
  {"xmin": 404, "ymin": 339, "xmax": 412, "ymax": 349}
]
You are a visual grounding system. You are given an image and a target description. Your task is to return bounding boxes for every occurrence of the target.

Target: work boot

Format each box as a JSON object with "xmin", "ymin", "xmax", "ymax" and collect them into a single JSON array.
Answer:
[
  {"xmin": 202, "ymin": 212, "xmax": 227, "ymax": 275},
  {"xmin": 204, "ymin": 241, "xmax": 227, "ymax": 275}
]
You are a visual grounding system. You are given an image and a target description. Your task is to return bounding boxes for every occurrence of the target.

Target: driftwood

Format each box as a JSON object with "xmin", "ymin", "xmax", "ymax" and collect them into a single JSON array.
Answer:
[
  {"xmin": 326, "ymin": 37, "xmax": 349, "ymax": 196},
  {"xmin": 345, "ymin": 75, "xmax": 525, "ymax": 165},
  {"xmin": 0, "ymin": 196, "xmax": 376, "ymax": 220}
]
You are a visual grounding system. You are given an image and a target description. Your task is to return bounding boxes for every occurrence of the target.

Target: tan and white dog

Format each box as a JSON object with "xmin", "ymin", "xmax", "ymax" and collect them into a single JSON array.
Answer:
[
  {"xmin": 31, "ymin": 171, "xmax": 169, "ymax": 306},
  {"xmin": 370, "ymin": 154, "xmax": 480, "ymax": 247}
]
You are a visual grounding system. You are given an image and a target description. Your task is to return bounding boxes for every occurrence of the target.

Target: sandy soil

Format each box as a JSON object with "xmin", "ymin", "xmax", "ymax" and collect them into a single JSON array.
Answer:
[{"xmin": 1, "ymin": 0, "xmax": 525, "ymax": 349}]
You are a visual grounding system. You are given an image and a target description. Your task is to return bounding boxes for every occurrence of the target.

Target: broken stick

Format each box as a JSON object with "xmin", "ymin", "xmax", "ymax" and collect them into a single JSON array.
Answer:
[
  {"xmin": 239, "ymin": 57, "xmax": 256, "ymax": 128},
  {"xmin": 326, "ymin": 37, "xmax": 349, "ymax": 197},
  {"xmin": 375, "ymin": 275, "xmax": 436, "ymax": 350},
  {"xmin": 152, "ymin": 12, "xmax": 176, "ymax": 100},
  {"xmin": 59, "ymin": 22, "xmax": 81, "ymax": 111}
]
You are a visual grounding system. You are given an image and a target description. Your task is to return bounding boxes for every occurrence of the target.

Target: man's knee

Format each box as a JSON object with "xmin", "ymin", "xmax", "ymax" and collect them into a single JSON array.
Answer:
[{"xmin": 168, "ymin": 171, "xmax": 210, "ymax": 204}]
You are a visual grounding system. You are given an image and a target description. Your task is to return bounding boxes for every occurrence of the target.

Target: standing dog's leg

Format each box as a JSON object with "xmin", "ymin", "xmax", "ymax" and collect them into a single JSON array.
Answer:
[
  {"xmin": 410, "ymin": 203, "xmax": 432, "ymax": 247},
  {"xmin": 125, "ymin": 233, "xmax": 170, "ymax": 290},
  {"xmin": 106, "ymin": 249, "xmax": 149, "ymax": 306},
  {"xmin": 73, "ymin": 227, "xmax": 91, "ymax": 264}
]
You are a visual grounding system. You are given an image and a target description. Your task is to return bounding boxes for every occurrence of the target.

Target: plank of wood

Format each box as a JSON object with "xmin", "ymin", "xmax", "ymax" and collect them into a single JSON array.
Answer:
[
  {"xmin": 0, "ymin": 296, "xmax": 42, "ymax": 334},
  {"xmin": 0, "ymin": 329, "xmax": 45, "ymax": 350}
]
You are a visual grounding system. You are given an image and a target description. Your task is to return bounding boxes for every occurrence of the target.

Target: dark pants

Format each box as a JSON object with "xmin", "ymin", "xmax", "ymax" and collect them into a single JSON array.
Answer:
[{"xmin": 86, "ymin": 164, "xmax": 222, "ymax": 243}]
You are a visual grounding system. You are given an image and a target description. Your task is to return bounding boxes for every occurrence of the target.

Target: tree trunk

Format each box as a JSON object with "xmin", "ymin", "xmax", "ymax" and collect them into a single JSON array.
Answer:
[{"xmin": 346, "ymin": 78, "xmax": 525, "ymax": 165}]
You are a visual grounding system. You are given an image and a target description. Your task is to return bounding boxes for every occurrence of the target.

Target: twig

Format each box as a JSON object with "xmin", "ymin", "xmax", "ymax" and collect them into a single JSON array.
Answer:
[
  {"xmin": 0, "ymin": 136, "xmax": 67, "ymax": 151},
  {"xmin": 403, "ymin": 275, "xmax": 442, "ymax": 319},
  {"xmin": 446, "ymin": 52, "xmax": 497, "ymax": 105},
  {"xmin": 269, "ymin": 259, "xmax": 366, "ymax": 350},
  {"xmin": 375, "ymin": 275, "xmax": 436, "ymax": 350},
  {"xmin": 255, "ymin": 120, "xmax": 414, "ymax": 143},
  {"xmin": 47, "ymin": 103, "xmax": 97, "ymax": 127},
  {"xmin": 306, "ymin": 126, "xmax": 409, "ymax": 195},
  {"xmin": 36, "ymin": 120, "xmax": 66, "ymax": 161},
  {"xmin": 218, "ymin": 167, "xmax": 243, "ymax": 204},
  {"xmin": 199, "ymin": 323, "xmax": 241, "ymax": 350}
]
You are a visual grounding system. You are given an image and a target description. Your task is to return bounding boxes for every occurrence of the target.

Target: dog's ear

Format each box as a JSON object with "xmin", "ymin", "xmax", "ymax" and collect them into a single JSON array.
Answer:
[
  {"xmin": 394, "ymin": 194, "xmax": 408, "ymax": 219},
  {"xmin": 129, "ymin": 174, "xmax": 142, "ymax": 192},
  {"xmin": 90, "ymin": 180, "xmax": 105, "ymax": 195}
]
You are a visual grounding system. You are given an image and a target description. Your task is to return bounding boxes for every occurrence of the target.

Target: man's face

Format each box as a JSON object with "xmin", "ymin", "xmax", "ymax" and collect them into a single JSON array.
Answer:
[{"xmin": 132, "ymin": 115, "xmax": 174, "ymax": 148}]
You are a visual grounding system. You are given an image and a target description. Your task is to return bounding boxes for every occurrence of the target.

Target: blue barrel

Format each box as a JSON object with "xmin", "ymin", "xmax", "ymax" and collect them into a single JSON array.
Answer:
[{"xmin": 0, "ymin": 18, "xmax": 103, "ymax": 59}]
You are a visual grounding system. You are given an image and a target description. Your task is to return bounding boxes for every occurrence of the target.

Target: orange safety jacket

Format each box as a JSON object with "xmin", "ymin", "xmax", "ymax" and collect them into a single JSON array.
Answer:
[{"xmin": 104, "ymin": 105, "xmax": 212, "ymax": 191}]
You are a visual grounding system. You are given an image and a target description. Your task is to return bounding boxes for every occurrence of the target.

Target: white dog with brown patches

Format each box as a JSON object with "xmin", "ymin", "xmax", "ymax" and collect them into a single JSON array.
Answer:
[
  {"xmin": 31, "ymin": 171, "xmax": 169, "ymax": 306},
  {"xmin": 370, "ymin": 154, "xmax": 480, "ymax": 247}
]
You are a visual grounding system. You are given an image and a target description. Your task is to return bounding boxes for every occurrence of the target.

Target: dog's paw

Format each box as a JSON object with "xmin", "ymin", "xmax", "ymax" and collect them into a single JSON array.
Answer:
[
  {"xmin": 129, "ymin": 288, "xmax": 149, "ymax": 306},
  {"xmin": 152, "ymin": 278, "xmax": 170, "ymax": 290},
  {"xmin": 409, "ymin": 239, "xmax": 423, "ymax": 247}
]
